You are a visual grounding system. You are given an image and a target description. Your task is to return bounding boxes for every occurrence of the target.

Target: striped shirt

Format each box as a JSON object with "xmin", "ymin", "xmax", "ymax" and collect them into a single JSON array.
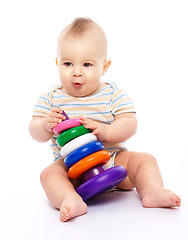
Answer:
[{"xmin": 33, "ymin": 82, "xmax": 135, "ymax": 166}]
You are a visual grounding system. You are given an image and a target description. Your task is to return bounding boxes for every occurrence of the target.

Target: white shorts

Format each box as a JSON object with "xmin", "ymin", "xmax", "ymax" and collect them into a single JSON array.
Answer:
[{"xmin": 104, "ymin": 148, "xmax": 127, "ymax": 169}]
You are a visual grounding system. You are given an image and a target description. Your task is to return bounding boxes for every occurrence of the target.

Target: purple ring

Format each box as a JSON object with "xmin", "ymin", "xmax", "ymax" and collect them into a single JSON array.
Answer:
[
  {"xmin": 62, "ymin": 110, "xmax": 69, "ymax": 120},
  {"xmin": 76, "ymin": 166, "xmax": 127, "ymax": 202},
  {"xmin": 82, "ymin": 164, "xmax": 107, "ymax": 182}
]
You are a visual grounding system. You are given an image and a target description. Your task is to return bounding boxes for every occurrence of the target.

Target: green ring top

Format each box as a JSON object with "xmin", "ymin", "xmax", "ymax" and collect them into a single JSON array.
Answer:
[{"xmin": 57, "ymin": 125, "xmax": 91, "ymax": 147}]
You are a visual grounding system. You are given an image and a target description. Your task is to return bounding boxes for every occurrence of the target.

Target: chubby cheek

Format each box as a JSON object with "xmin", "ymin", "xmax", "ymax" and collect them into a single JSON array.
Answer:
[
  {"xmin": 86, "ymin": 69, "xmax": 102, "ymax": 83},
  {"xmin": 59, "ymin": 69, "xmax": 71, "ymax": 85}
]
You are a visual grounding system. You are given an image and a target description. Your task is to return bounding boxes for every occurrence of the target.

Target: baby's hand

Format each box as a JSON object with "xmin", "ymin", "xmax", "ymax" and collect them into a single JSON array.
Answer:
[
  {"xmin": 44, "ymin": 107, "xmax": 66, "ymax": 132},
  {"xmin": 79, "ymin": 117, "xmax": 108, "ymax": 142}
]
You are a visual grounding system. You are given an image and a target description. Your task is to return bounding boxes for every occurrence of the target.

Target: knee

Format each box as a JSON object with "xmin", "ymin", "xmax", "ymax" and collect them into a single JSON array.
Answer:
[
  {"xmin": 40, "ymin": 166, "xmax": 52, "ymax": 185},
  {"xmin": 40, "ymin": 162, "xmax": 68, "ymax": 185},
  {"xmin": 40, "ymin": 164, "xmax": 59, "ymax": 184},
  {"xmin": 138, "ymin": 152, "xmax": 158, "ymax": 166}
]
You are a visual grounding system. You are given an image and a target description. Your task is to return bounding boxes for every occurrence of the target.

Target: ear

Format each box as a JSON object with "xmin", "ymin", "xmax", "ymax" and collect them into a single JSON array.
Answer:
[
  {"xmin": 102, "ymin": 59, "xmax": 111, "ymax": 75},
  {"xmin": 55, "ymin": 58, "xmax": 58, "ymax": 67}
]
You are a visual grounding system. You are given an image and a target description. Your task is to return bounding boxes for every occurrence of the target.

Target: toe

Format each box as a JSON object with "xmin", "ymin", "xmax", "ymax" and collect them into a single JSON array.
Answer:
[
  {"xmin": 60, "ymin": 207, "xmax": 70, "ymax": 222},
  {"xmin": 177, "ymin": 200, "xmax": 181, "ymax": 207},
  {"xmin": 175, "ymin": 196, "xmax": 181, "ymax": 207},
  {"xmin": 170, "ymin": 194, "xmax": 181, "ymax": 208}
]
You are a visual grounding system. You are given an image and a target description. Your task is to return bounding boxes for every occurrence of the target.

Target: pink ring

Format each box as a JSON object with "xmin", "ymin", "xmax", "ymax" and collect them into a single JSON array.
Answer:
[{"xmin": 53, "ymin": 118, "xmax": 81, "ymax": 134}]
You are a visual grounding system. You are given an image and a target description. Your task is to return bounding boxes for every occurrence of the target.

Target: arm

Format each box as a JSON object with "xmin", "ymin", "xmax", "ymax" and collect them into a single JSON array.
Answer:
[
  {"xmin": 79, "ymin": 112, "xmax": 137, "ymax": 144},
  {"xmin": 105, "ymin": 112, "xmax": 137, "ymax": 143},
  {"xmin": 28, "ymin": 107, "xmax": 65, "ymax": 142}
]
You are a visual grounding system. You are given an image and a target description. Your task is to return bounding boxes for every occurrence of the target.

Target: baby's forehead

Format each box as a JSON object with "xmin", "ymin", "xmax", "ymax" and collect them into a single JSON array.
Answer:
[{"xmin": 57, "ymin": 24, "xmax": 107, "ymax": 58}]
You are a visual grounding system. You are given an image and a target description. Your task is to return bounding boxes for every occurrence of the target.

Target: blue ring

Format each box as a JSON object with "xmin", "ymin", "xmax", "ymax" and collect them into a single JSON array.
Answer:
[{"xmin": 64, "ymin": 141, "xmax": 104, "ymax": 168}]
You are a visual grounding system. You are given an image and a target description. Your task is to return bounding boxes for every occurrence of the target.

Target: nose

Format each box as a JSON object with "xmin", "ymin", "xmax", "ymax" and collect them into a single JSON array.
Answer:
[{"xmin": 73, "ymin": 65, "xmax": 82, "ymax": 77}]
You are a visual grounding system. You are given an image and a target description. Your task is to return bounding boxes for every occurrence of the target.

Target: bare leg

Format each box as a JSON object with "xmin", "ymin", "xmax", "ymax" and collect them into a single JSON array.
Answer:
[
  {"xmin": 40, "ymin": 158, "xmax": 87, "ymax": 222},
  {"xmin": 115, "ymin": 151, "xmax": 181, "ymax": 208}
]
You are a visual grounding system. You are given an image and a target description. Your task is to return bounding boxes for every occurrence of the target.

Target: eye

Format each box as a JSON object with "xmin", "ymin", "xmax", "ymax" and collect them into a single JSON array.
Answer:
[
  {"xmin": 63, "ymin": 62, "xmax": 72, "ymax": 67},
  {"xmin": 83, "ymin": 62, "xmax": 93, "ymax": 67}
]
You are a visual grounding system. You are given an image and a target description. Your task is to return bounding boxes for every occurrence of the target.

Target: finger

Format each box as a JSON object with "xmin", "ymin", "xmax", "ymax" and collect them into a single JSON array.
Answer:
[
  {"xmin": 48, "ymin": 121, "xmax": 60, "ymax": 127},
  {"xmin": 92, "ymin": 129, "xmax": 104, "ymax": 141},
  {"xmin": 79, "ymin": 116, "xmax": 91, "ymax": 122},
  {"xmin": 92, "ymin": 128, "xmax": 100, "ymax": 135},
  {"xmin": 84, "ymin": 123, "xmax": 97, "ymax": 131},
  {"xmin": 51, "ymin": 107, "xmax": 62, "ymax": 113},
  {"xmin": 80, "ymin": 118, "xmax": 93, "ymax": 126},
  {"xmin": 46, "ymin": 122, "xmax": 58, "ymax": 132},
  {"xmin": 79, "ymin": 117, "xmax": 86, "ymax": 124},
  {"xmin": 49, "ymin": 117, "xmax": 62, "ymax": 123},
  {"xmin": 51, "ymin": 112, "xmax": 66, "ymax": 120},
  {"xmin": 79, "ymin": 116, "xmax": 86, "ymax": 121}
]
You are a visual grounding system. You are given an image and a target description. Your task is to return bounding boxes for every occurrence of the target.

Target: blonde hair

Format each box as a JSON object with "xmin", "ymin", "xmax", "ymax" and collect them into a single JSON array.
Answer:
[
  {"xmin": 57, "ymin": 17, "xmax": 107, "ymax": 58},
  {"xmin": 67, "ymin": 17, "xmax": 94, "ymax": 37}
]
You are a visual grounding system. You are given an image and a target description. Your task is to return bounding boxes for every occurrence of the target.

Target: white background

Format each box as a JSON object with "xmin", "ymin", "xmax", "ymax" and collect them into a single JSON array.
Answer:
[{"xmin": 0, "ymin": 0, "xmax": 188, "ymax": 239}]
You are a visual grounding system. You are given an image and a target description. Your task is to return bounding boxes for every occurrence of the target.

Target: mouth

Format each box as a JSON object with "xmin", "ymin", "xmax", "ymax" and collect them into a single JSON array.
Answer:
[{"xmin": 73, "ymin": 82, "xmax": 83, "ymax": 88}]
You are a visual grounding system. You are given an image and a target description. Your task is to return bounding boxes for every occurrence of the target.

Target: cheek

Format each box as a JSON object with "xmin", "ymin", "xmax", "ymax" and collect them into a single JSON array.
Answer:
[
  {"xmin": 59, "ymin": 68, "xmax": 71, "ymax": 81},
  {"xmin": 86, "ymin": 69, "xmax": 102, "ymax": 81}
]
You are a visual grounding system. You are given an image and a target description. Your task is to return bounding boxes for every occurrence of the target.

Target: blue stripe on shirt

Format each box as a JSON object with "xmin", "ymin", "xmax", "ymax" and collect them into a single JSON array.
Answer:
[{"xmin": 35, "ymin": 105, "xmax": 51, "ymax": 111}]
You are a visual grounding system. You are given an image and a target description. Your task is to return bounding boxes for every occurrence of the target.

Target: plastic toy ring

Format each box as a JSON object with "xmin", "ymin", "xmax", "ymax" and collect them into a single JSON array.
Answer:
[
  {"xmin": 68, "ymin": 150, "xmax": 111, "ymax": 179},
  {"xmin": 53, "ymin": 118, "xmax": 81, "ymax": 134},
  {"xmin": 57, "ymin": 125, "xmax": 91, "ymax": 147},
  {"xmin": 60, "ymin": 133, "xmax": 97, "ymax": 158},
  {"xmin": 76, "ymin": 166, "xmax": 127, "ymax": 201},
  {"xmin": 82, "ymin": 164, "xmax": 107, "ymax": 182},
  {"xmin": 61, "ymin": 110, "xmax": 69, "ymax": 120},
  {"xmin": 64, "ymin": 141, "xmax": 104, "ymax": 168}
]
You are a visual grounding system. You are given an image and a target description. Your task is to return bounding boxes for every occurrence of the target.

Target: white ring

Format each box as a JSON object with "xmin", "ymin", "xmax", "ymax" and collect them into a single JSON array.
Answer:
[{"xmin": 60, "ymin": 133, "xmax": 97, "ymax": 158}]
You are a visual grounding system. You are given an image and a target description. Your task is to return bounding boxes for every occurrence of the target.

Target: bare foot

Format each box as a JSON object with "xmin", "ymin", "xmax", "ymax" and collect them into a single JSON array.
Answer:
[
  {"xmin": 60, "ymin": 192, "xmax": 87, "ymax": 222},
  {"xmin": 142, "ymin": 185, "xmax": 181, "ymax": 208}
]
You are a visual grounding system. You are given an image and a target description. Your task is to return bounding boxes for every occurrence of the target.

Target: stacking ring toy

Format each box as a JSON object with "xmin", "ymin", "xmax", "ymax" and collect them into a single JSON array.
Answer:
[
  {"xmin": 61, "ymin": 110, "xmax": 69, "ymax": 120},
  {"xmin": 60, "ymin": 133, "xmax": 97, "ymax": 158},
  {"xmin": 68, "ymin": 150, "xmax": 111, "ymax": 179},
  {"xmin": 76, "ymin": 166, "xmax": 127, "ymax": 201},
  {"xmin": 82, "ymin": 164, "xmax": 107, "ymax": 182},
  {"xmin": 64, "ymin": 141, "xmax": 104, "ymax": 168},
  {"xmin": 53, "ymin": 118, "xmax": 81, "ymax": 134},
  {"xmin": 53, "ymin": 112, "xmax": 128, "ymax": 202},
  {"xmin": 57, "ymin": 125, "xmax": 91, "ymax": 147}
]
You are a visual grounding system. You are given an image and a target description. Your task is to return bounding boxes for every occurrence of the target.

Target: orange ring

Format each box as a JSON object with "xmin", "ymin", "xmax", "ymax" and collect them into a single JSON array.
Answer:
[{"xmin": 68, "ymin": 150, "xmax": 111, "ymax": 179}]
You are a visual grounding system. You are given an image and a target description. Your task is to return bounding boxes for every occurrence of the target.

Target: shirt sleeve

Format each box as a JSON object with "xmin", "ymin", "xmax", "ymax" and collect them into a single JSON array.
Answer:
[
  {"xmin": 33, "ymin": 90, "xmax": 53, "ymax": 118},
  {"xmin": 111, "ymin": 85, "xmax": 136, "ymax": 116}
]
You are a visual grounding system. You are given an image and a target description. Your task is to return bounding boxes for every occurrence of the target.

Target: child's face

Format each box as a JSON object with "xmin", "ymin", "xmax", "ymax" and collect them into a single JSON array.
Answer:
[{"xmin": 57, "ymin": 32, "xmax": 109, "ymax": 97}]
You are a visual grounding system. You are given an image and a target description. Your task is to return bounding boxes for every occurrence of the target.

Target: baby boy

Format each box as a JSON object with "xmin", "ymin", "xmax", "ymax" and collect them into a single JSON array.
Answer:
[{"xmin": 29, "ymin": 18, "xmax": 181, "ymax": 222}]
